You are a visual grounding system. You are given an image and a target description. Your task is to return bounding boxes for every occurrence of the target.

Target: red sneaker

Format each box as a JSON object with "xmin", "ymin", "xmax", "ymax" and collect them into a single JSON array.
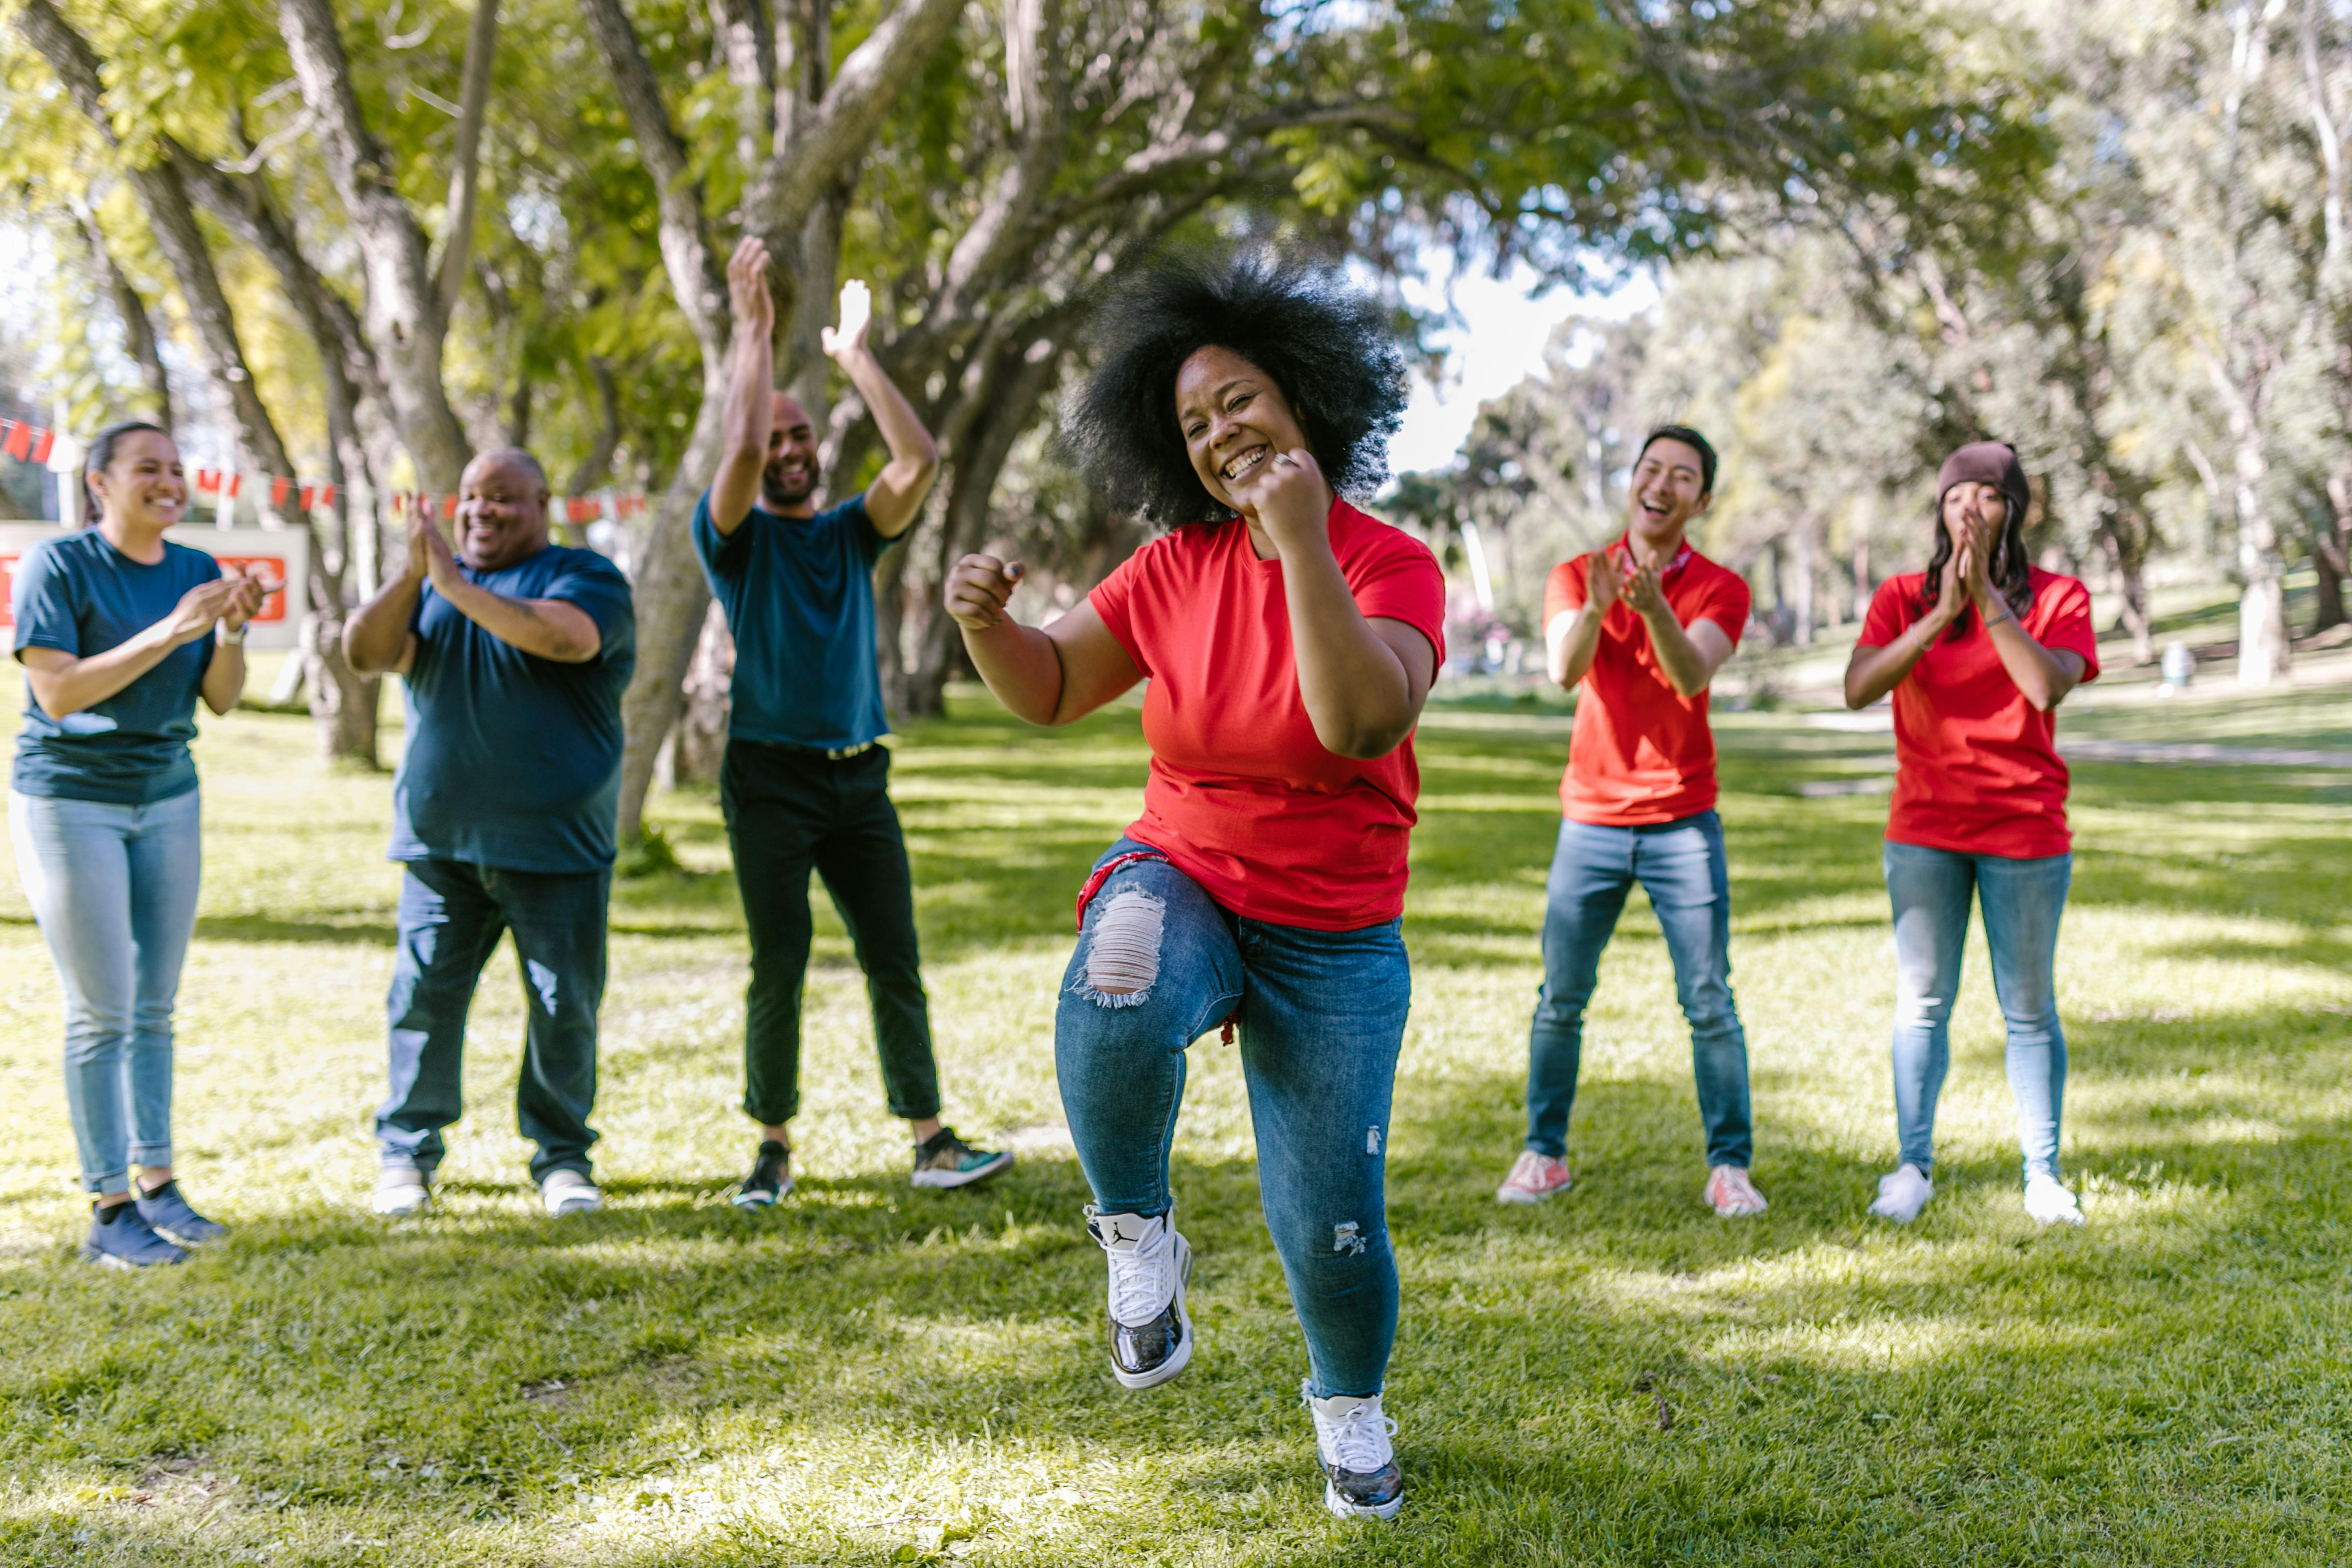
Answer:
[{"xmin": 1496, "ymin": 1151, "xmax": 1573, "ymax": 1205}]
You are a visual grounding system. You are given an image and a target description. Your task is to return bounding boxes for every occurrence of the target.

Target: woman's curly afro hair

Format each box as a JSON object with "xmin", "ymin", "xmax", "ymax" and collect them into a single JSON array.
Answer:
[{"xmin": 1063, "ymin": 250, "xmax": 1409, "ymax": 528}]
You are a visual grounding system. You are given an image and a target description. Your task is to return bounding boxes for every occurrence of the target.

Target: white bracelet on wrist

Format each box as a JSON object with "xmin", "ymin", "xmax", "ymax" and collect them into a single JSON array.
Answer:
[{"xmin": 219, "ymin": 623, "xmax": 247, "ymax": 646}]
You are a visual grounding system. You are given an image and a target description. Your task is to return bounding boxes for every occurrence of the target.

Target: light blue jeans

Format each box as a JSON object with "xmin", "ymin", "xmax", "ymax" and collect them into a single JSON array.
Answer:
[
  {"xmin": 1883, "ymin": 841, "xmax": 2072, "ymax": 1181},
  {"xmin": 8, "ymin": 788, "xmax": 204, "ymax": 1194},
  {"xmin": 1055, "ymin": 839, "xmax": 1411, "ymax": 1399},
  {"xmin": 1525, "ymin": 811, "xmax": 1754, "ymax": 1167}
]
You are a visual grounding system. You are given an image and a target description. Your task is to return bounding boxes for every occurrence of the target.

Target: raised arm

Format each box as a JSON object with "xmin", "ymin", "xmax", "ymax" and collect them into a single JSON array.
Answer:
[
  {"xmin": 1240, "ymin": 451, "xmax": 1434, "ymax": 760},
  {"xmin": 944, "ymin": 555, "xmax": 1142, "ymax": 725},
  {"xmin": 20, "ymin": 573, "xmax": 243, "ymax": 718},
  {"xmin": 419, "ymin": 515, "xmax": 599, "ymax": 663},
  {"xmin": 1546, "ymin": 552, "xmax": 1619, "ymax": 690},
  {"xmin": 1621, "ymin": 553, "xmax": 1734, "ymax": 698},
  {"xmin": 824, "ymin": 284, "xmax": 937, "ymax": 540},
  {"xmin": 708, "ymin": 236, "xmax": 779, "ymax": 539},
  {"xmin": 1846, "ymin": 558, "xmax": 1959, "ymax": 709},
  {"xmin": 343, "ymin": 524, "xmax": 428, "ymax": 677},
  {"xmin": 197, "ymin": 574, "xmax": 267, "ymax": 715}
]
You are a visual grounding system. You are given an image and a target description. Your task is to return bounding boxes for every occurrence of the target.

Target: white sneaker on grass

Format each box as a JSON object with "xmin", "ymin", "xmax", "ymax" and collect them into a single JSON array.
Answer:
[
  {"xmin": 2023, "ymin": 1173, "xmax": 2083, "ymax": 1226},
  {"xmin": 373, "ymin": 1164, "xmax": 432, "ymax": 1217},
  {"xmin": 1868, "ymin": 1163, "xmax": 1934, "ymax": 1223},
  {"xmin": 1303, "ymin": 1381, "xmax": 1404, "ymax": 1521},
  {"xmin": 541, "ymin": 1168, "xmax": 603, "ymax": 1217},
  {"xmin": 1084, "ymin": 1205, "xmax": 1193, "ymax": 1390}
]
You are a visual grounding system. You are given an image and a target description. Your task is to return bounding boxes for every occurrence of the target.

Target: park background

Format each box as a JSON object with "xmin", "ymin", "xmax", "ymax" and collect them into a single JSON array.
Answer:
[{"xmin": 3, "ymin": 0, "xmax": 2352, "ymax": 1563}]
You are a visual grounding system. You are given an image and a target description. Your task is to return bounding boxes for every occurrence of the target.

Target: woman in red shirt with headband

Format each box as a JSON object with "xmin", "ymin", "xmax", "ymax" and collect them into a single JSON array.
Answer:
[{"xmin": 1845, "ymin": 441, "xmax": 2099, "ymax": 1226}]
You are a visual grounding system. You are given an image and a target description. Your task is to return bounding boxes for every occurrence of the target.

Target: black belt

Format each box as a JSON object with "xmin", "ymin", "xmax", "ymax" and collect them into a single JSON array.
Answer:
[{"xmin": 760, "ymin": 738, "xmax": 877, "ymax": 761}]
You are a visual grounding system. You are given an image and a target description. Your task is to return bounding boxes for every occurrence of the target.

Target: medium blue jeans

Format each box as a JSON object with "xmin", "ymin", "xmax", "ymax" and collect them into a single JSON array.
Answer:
[
  {"xmin": 1525, "ymin": 811, "xmax": 1754, "ymax": 1167},
  {"xmin": 1883, "ymin": 841, "xmax": 2072, "ymax": 1181},
  {"xmin": 378, "ymin": 859, "xmax": 608, "ymax": 1182},
  {"xmin": 9, "ymin": 788, "xmax": 204, "ymax": 1194},
  {"xmin": 1055, "ymin": 839, "xmax": 1410, "ymax": 1399}
]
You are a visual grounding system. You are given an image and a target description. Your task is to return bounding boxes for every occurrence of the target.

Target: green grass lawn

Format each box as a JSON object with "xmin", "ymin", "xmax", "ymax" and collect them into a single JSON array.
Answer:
[{"xmin": 1, "ymin": 673, "xmax": 2349, "ymax": 1566}]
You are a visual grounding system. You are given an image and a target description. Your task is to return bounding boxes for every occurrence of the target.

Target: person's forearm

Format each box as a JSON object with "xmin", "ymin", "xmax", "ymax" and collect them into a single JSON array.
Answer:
[
  {"xmin": 842, "ymin": 350, "xmax": 939, "ymax": 534},
  {"xmin": 23, "ymin": 626, "xmax": 185, "ymax": 717},
  {"xmin": 201, "ymin": 640, "xmax": 245, "ymax": 715},
  {"xmin": 344, "ymin": 572, "xmax": 426, "ymax": 675},
  {"xmin": 1984, "ymin": 614, "xmax": 2076, "ymax": 711},
  {"xmin": 1549, "ymin": 610, "xmax": 1603, "ymax": 689},
  {"xmin": 1642, "ymin": 607, "xmax": 1713, "ymax": 697},
  {"xmin": 710, "ymin": 324, "xmax": 775, "ymax": 532},
  {"xmin": 1281, "ymin": 540, "xmax": 1415, "ymax": 758},
  {"xmin": 961, "ymin": 621, "xmax": 1069, "ymax": 725},
  {"xmin": 433, "ymin": 573, "xmax": 601, "ymax": 662}
]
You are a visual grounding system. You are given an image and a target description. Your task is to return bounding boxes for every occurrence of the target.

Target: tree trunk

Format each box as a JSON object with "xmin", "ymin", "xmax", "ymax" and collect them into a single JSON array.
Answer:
[
  {"xmin": 2316, "ymin": 470, "xmax": 2352, "ymax": 633},
  {"xmin": 2227, "ymin": 411, "xmax": 2290, "ymax": 686},
  {"xmin": 671, "ymin": 599, "xmax": 734, "ymax": 785},
  {"xmin": 1791, "ymin": 512, "xmax": 1817, "ymax": 646},
  {"xmin": 277, "ymin": 0, "xmax": 474, "ymax": 492},
  {"xmin": 78, "ymin": 214, "xmax": 174, "ymax": 429}
]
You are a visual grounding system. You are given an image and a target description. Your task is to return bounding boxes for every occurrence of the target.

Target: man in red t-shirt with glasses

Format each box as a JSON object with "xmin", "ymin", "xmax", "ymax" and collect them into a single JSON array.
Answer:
[{"xmin": 1495, "ymin": 425, "xmax": 1768, "ymax": 1217}]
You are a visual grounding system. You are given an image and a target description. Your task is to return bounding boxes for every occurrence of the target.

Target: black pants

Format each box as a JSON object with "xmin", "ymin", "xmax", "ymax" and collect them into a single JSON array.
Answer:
[{"xmin": 721, "ymin": 739, "xmax": 940, "ymax": 1126}]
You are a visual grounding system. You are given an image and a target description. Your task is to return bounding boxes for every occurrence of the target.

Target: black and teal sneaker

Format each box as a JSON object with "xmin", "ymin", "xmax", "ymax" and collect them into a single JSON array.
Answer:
[
  {"xmin": 734, "ymin": 1140, "xmax": 794, "ymax": 1209},
  {"xmin": 910, "ymin": 1127, "xmax": 1013, "ymax": 1190}
]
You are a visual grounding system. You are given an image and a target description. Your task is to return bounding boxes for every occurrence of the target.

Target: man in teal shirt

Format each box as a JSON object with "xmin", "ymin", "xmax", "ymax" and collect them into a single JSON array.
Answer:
[
  {"xmin": 698, "ymin": 237, "xmax": 1010, "ymax": 1206},
  {"xmin": 345, "ymin": 447, "xmax": 635, "ymax": 1220}
]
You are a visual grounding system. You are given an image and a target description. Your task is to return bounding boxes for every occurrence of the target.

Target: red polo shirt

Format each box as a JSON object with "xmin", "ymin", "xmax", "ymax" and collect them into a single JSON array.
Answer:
[
  {"xmin": 1860, "ymin": 569, "xmax": 2099, "ymax": 858},
  {"xmin": 1088, "ymin": 497, "xmax": 1445, "ymax": 931},
  {"xmin": 1544, "ymin": 538, "xmax": 1751, "ymax": 826}
]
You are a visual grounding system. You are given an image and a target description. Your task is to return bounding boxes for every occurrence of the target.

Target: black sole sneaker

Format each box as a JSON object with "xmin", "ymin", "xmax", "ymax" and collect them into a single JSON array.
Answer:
[
  {"xmin": 734, "ymin": 1140, "xmax": 794, "ymax": 1209},
  {"xmin": 910, "ymin": 1128, "xmax": 1014, "ymax": 1190},
  {"xmin": 1112, "ymin": 1233, "xmax": 1194, "ymax": 1390}
]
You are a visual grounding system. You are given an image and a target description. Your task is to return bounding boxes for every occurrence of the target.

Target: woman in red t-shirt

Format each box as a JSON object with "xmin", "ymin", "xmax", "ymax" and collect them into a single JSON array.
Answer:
[
  {"xmin": 1845, "ymin": 441, "xmax": 2099, "ymax": 1228},
  {"xmin": 943, "ymin": 255, "xmax": 1443, "ymax": 1523}
]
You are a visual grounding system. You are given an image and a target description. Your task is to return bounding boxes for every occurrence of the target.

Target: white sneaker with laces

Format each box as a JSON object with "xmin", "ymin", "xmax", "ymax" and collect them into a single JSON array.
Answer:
[
  {"xmin": 2023, "ymin": 1173, "xmax": 2083, "ymax": 1226},
  {"xmin": 1868, "ymin": 1163, "xmax": 1935, "ymax": 1223},
  {"xmin": 1303, "ymin": 1381, "xmax": 1405, "ymax": 1520},
  {"xmin": 1085, "ymin": 1206, "xmax": 1193, "ymax": 1389},
  {"xmin": 541, "ymin": 1168, "xmax": 603, "ymax": 1217},
  {"xmin": 1495, "ymin": 1150, "xmax": 1573, "ymax": 1205}
]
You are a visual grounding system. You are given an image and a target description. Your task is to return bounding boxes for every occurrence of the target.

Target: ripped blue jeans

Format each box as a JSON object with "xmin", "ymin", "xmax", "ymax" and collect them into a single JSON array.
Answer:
[{"xmin": 1055, "ymin": 838, "xmax": 1410, "ymax": 1399}]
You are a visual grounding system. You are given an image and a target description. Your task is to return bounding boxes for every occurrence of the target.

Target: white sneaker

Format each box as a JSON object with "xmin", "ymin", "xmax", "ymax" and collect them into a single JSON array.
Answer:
[
  {"xmin": 1303, "ymin": 1381, "xmax": 1404, "ymax": 1520},
  {"xmin": 541, "ymin": 1168, "xmax": 603, "ymax": 1217},
  {"xmin": 1703, "ymin": 1164, "xmax": 1769, "ymax": 1217},
  {"xmin": 2023, "ymin": 1173, "xmax": 2083, "ymax": 1226},
  {"xmin": 1868, "ymin": 1163, "xmax": 1935, "ymax": 1223},
  {"xmin": 373, "ymin": 1164, "xmax": 432, "ymax": 1217},
  {"xmin": 1084, "ymin": 1206, "xmax": 1193, "ymax": 1390}
]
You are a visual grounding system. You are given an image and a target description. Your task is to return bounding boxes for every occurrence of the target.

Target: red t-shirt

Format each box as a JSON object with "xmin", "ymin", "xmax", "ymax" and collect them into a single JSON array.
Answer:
[
  {"xmin": 1087, "ymin": 497, "xmax": 1446, "ymax": 931},
  {"xmin": 1859, "ymin": 568, "xmax": 2100, "ymax": 858},
  {"xmin": 1544, "ymin": 539, "xmax": 1751, "ymax": 825}
]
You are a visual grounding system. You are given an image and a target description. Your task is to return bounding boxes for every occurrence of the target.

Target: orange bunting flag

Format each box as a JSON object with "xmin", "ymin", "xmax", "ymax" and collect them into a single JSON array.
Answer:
[
  {"xmin": 270, "ymin": 476, "xmax": 292, "ymax": 508},
  {"xmin": 225, "ymin": 473, "xmax": 243, "ymax": 500},
  {"xmin": 2, "ymin": 421, "xmax": 30, "ymax": 461},
  {"xmin": 319, "ymin": 484, "xmax": 336, "ymax": 510},
  {"xmin": 299, "ymin": 486, "xmax": 315, "ymax": 511},
  {"xmin": 29, "ymin": 429, "xmax": 53, "ymax": 464},
  {"xmin": 196, "ymin": 470, "xmax": 220, "ymax": 494},
  {"xmin": 441, "ymin": 493, "xmax": 459, "ymax": 517}
]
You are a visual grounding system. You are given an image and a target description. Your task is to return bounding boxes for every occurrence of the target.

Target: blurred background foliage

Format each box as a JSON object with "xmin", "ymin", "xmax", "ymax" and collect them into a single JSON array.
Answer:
[{"xmin": 3, "ymin": 0, "xmax": 2335, "ymax": 766}]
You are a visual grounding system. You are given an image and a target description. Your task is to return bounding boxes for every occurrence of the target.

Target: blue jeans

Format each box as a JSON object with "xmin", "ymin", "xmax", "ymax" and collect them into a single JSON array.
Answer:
[
  {"xmin": 1525, "ymin": 811, "xmax": 1754, "ymax": 1167},
  {"xmin": 1883, "ymin": 842, "xmax": 2072, "ymax": 1181},
  {"xmin": 378, "ymin": 859, "xmax": 609, "ymax": 1182},
  {"xmin": 1055, "ymin": 840, "xmax": 1409, "ymax": 1399},
  {"xmin": 9, "ymin": 788, "xmax": 204, "ymax": 1194}
]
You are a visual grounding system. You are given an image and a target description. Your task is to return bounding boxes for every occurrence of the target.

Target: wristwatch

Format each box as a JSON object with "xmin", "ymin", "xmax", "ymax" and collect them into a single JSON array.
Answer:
[{"xmin": 219, "ymin": 622, "xmax": 248, "ymax": 646}]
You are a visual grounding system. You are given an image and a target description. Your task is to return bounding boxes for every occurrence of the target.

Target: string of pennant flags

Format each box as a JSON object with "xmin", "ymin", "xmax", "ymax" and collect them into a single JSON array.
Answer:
[{"xmin": 0, "ymin": 413, "xmax": 651, "ymax": 523}]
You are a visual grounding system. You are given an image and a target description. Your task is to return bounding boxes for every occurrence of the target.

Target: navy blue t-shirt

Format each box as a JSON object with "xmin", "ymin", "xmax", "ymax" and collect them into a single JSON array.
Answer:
[
  {"xmin": 389, "ymin": 544, "xmax": 636, "ymax": 873},
  {"xmin": 11, "ymin": 531, "xmax": 221, "ymax": 805},
  {"xmin": 692, "ymin": 490, "xmax": 891, "ymax": 750}
]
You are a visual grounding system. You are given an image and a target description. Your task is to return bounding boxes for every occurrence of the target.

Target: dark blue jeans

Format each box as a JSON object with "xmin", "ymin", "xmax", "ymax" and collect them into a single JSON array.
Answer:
[
  {"xmin": 377, "ymin": 858, "xmax": 609, "ymax": 1183},
  {"xmin": 1055, "ymin": 840, "xmax": 1410, "ymax": 1399},
  {"xmin": 1525, "ymin": 810, "xmax": 1754, "ymax": 1167}
]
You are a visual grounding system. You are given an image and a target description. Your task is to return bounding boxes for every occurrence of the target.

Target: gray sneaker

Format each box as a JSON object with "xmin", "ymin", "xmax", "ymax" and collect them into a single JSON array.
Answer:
[
  {"xmin": 373, "ymin": 1163, "xmax": 433, "ymax": 1217},
  {"xmin": 911, "ymin": 1127, "xmax": 1014, "ymax": 1190},
  {"xmin": 540, "ymin": 1168, "xmax": 602, "ymax": 1217}
]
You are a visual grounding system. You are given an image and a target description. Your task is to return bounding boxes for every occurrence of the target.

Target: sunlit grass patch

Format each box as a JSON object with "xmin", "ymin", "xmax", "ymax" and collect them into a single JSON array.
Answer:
[{"xmin": 0, "ymin": 686, "xmax": 2349, "ymax": 1564}]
